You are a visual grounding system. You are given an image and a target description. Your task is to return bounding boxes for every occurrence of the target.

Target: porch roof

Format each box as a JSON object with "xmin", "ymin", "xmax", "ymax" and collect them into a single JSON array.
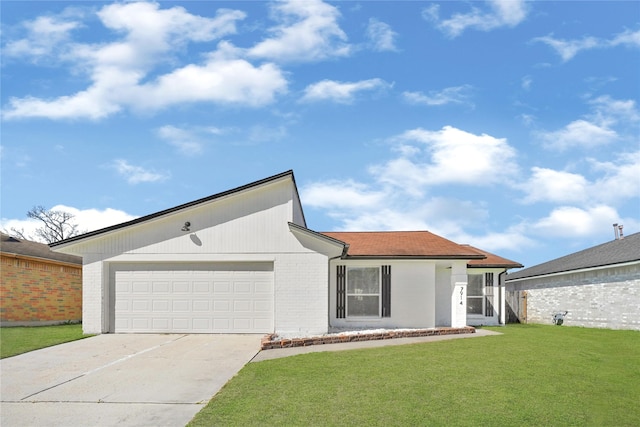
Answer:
[
  {"xmin": 321, "ymin": 231, "xmax": 485, "ymax": 259},
  {"xmin": 463, "ymin": 244, "xmax": 523, "ymax": 269}
]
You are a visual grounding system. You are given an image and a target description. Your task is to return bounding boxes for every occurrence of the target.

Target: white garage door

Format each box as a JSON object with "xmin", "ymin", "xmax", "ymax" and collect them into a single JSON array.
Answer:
[{"xmin": 112, "ymin": 263, "xmax": 274, "ymax": 333}]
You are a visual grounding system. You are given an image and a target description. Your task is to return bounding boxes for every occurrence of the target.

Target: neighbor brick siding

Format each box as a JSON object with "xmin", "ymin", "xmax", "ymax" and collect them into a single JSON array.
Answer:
[
  {"xmin": 1, "ymin": 254, "xmax": 82, "ymax": 323},
  {"xmin": 509, "ymin": 263, "xmax": 640, "ymax": 331}
]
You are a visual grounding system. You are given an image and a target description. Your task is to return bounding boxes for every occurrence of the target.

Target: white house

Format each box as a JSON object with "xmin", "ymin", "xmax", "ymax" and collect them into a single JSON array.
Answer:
[{"xmin": 51, "ymin": 171, "xmax": 522, "ymax": 336}]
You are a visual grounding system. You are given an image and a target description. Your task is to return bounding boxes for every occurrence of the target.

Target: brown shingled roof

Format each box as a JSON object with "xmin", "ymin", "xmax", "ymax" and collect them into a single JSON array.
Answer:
[
  {"xmin": 321, "ymin": 231, "xmax": 485, "ymax": 259},
  {"xmin": 1, "ymin": 233, "xmax": 82, "ymax": 265},
  {"xmin": 463, "ymin": 244, "xmax": 523, "ymax": 269}
]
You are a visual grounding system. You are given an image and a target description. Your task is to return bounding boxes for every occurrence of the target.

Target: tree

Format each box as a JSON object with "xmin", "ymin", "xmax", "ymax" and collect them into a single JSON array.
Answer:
[{"xmin": 10, "ymin": 206, "xmax": 82, "ymax": 244}]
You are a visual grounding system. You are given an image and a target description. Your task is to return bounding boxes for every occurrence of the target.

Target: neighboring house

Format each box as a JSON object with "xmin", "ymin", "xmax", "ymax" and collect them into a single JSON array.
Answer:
[
  {"xmin": 1, "ymin": 233, "xmax": 82, "ymax": 326},
  {"xmin": 505, "ymin": 232, "xmax": 640, "ymax": 330},
  {"xmin": 50, "ymin": 171, "xmax": 522, "ymax": 336}
]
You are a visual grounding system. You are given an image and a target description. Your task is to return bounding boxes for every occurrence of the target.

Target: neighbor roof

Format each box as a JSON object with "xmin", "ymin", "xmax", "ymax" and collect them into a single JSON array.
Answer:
[
  {"xmin": 321, "ymin": 231, "xmax": 485, "ymax": 259},
  {"xmin": 507, "ymin": 232, "xmax": 640, "ymax": 281},
  {"xmin": 463, "ymin": 244, "xmax": 523, "ymax": 269},
  {"xmin": 51, "ymin": 170, "xmax": 300, "ymax": 248},
  {"xmin": 1, "ymin": 233, "xmax": 82, "ymax": 265}
]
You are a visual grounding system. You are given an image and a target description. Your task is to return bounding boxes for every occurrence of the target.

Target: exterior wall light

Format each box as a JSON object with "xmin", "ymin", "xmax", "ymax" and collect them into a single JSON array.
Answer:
[{"xmin": 181, "ymin": 221, "xmax": 191, "ymax": 232}]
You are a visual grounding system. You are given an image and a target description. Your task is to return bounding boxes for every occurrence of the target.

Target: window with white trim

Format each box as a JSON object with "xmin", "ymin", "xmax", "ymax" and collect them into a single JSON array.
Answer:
[
  {"xmin": 467, "ymin": 273, "xmax": 495, "ymax": 316},
  {"xmin": 336, "ymin": 265, "xmax": 391, "ymax": 319},
  {"xmin": 347, "ymin": 267, "xmax": 380, "ymax": 317},
  {"xmin": 467, "ymin": 274, "xmax": 484, "ymax": 315}
]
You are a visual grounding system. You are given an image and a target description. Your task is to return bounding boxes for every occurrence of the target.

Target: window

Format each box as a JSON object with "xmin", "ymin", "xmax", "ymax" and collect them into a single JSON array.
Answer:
[
  {"xmin": 485, "ymin": 273, "xmax": 494, "ymax": 317},
  {"xmin": 467, "ymin": 273, "xmax": 495, "ymax": 317},
  {"xmin": 336, "ymin": 265, "xmax": 391, "ymax": 319},
  {"xmin": 467, "ymin": 275, "xmax": 484, "ymax": 315},
  {"xmin": 347, "ymin": 267, "xmax": 380, "ymax": 317}
]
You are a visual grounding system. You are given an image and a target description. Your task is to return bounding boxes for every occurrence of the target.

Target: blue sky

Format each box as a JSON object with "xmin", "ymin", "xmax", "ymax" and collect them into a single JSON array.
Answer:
[{"xmin": 1, "ymin": 0, "xmax": 639, "ymax": 268}]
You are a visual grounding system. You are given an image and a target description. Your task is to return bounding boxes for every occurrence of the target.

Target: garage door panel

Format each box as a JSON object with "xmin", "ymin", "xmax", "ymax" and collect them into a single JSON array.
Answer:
[
  {"xmin": 152, "ymin": 300, "xmax": 170, "ymax": 311},
  {"xmin": 234, "ymin": 300, "xmax": 252, "ymax": 311},
  {"xmin": 132, "ymin": 282, "xmax": 150, "ymax": 293},
  {"xmin": 173, "ymin": 318, "xmax": 190, "ymax": 329},
  {"xmin": 213, "ymin": 282, "xmax": 231, "ymax": 293},
  {"xmin": 213, "ymin": 300, "xmax": 230, "ymax": 311},
  {"xmin": 131, "ymin": 300, "xmax": 149, "ymax": 311},
  {"xmin": 113, "ymin": 263, "xmax": 273, "ymax": 333},
  {"xmin": 132, "ymin": 318, "xmax": 150, "ymax": 330}
]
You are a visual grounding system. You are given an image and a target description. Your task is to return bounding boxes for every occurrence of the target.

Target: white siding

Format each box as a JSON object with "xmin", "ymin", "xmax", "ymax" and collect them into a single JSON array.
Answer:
[
  {"xmin": 274, "ymin": 253, "xmax": 329, "ymax": 336},
  {"xmin": 435, "ymin": 267, "xmax": 452, "ymax": 326},
  {"xmin": 329, "ymin": 260, "xmax": 437, "ymax": 330},
  {"xmin": 68, "ymin": 177, "xmax": 330, "ymax": 335}
]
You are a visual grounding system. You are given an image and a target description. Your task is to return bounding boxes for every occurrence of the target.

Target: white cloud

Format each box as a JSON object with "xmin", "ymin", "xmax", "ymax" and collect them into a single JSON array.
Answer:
[
  {"xmin": 423, "ymin": 0, "xmax": 528, "ymax": 38},
  {"xmin": 588, "ymin": 151, "xmax": 640, "ymax": 203},
  {"xmin": 300, "ymin": 78, "xmax": 390, "ymax": 103},
  {"xmin": 301, "ymin": 125, "xmax": 527, "ymax": 249},
  {"xmin": 519, "ymin": 150, "xmax": 640, "ymax": 207},
  {"xmin": 538, "ymin": 119, "xmax": 618, "ymax": 151},
  {"xmin": 156, "ymin": 125, "xmax": 203, "ymax": 156},
  {"xmin": 375, "ymin": 126, "xmax": 518, "ymax": 189},
  {"xmin": 248, "ymin": 0, "xmax": 350, "ymax": 62},
  {"xmin": 130, "ymin": 49, "xmax": 288, "ymax": 110},
  {"xmin": 2, "ymin": 3, "xmax": 288, "ymax": 120},
  {"xmin": 1, "ymin": 205, "xmax": 138, "ymax": 243},
  {"xmin": 453, "ymin": 227, "xmax": 536, "ymax": 254},
  {"xmin": 521, "ymin": 167, "xmax": 588, "ymax": 204},
  {"xmin": 402, "ymin": 85, "xmax": 473, "ymax": 106},
  {"xmin": 533, "ymin": 35, "xmax": 599, "ymax": 62},
  {"xmin": 610, "ymin": 28, "xmax": 640, "ymax": 48},
  {"xmin": 588, "ymin": 95, "xmax": 640, "ymax": 127},
  {"xmin": 534, "ymin": 29, "xmax": 640, "ymax": 61},
  {"xmin": 533, "ymin": 205, "xmax": 620, "ymax": 238},
  {"xmin": 247, "ymin": 125, "xmax": 288, "ymax": 143},
  {"xmin": 537, "ymin": 95, "xmax": 638, "ymax": 151},
  {"xmin": 4, "ymin": 14, "xmax": 81, "ymax": 59},
  {"xmin": 303, "ymin": 180, "xmax": 386, "ymax": 211},
  {"xmin": 110, "ymin": 159, "xmax": 169, "ymax": 184},
  {"xmin": 365, "ymin": 18, "xmax": 398, "ymax": 52}
]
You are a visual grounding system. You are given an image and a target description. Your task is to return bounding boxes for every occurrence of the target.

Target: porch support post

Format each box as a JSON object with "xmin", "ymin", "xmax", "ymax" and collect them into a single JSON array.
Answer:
[{"xmin": 450, "ymin": 261, "xmax": 468, "ymax": 328}]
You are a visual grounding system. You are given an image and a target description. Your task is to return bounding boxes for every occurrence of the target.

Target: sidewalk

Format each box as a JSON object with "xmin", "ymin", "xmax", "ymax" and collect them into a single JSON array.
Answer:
[{"xmin": 251, "ymin": 328, "xmax": 501, "ymax": 362}]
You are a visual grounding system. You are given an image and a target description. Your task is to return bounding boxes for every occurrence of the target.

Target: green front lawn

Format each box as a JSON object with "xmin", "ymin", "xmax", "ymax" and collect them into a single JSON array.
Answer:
[
  {"xmin": 0, "ymin": 324, "xmax": 89, "ymax": 359},
  {"xmin": 189, "ymin": 325, "xmax": 640, "ymax": 426}
]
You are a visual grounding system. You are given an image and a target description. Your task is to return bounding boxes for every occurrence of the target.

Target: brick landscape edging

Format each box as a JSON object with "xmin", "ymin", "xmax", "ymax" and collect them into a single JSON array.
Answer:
[{"xmin": 260, "ymin": 326, "xmax": 476, "ymax": 350}]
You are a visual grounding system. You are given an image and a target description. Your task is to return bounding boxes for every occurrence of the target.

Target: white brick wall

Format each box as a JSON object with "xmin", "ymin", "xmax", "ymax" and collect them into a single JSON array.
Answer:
[
  {"xmin": 274, "ymin": 253, "xmax": 329, "ymax": 336},
  {"xmin": 81, "ymin": 258, "xmax": 104, "ymax": 334},
  {"xmin": 509, "ymin": 264, "xmax": 640, "ymax": 330}
]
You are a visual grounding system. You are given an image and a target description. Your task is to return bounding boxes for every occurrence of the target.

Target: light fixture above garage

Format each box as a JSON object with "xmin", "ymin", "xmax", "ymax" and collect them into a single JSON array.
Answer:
[{"xmin": 181, "ymin": 221, "xmax": 191, "ymax": 232}]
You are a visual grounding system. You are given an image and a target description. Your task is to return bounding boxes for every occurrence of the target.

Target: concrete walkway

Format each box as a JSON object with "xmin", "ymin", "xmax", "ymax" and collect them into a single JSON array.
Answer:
[
  {"xmin": 1, "ymin": 334, "xmax": 261, "ymax": 427},
  {"xmin": 251, "ymin": 328, "xmax": 502, "ymax": 362}
]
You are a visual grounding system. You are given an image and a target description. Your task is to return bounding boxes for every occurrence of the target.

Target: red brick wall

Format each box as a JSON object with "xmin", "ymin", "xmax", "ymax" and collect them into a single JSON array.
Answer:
[{"xmin": 1, "ymin": 254, "xmax": 82, "ymax": 323}]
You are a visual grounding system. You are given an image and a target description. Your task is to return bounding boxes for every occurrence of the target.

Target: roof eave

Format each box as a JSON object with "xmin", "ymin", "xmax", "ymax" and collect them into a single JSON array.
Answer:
[
  {"xmin": 288, "ymin": 222, "xmax": 349, "ymax": 257},
  {"xmin": 469, "ymin": 264, "xmax": 524, "ymax": 269},
  {"xmin": 343, "ymin": 254, "xmax": 485, "ymax": 260},
  {"xmin": 51, "ymin": 170, "xmax": 295, "ymax": 249},
  {"xmin": 506, "ymin": 259, "xmax": 640, "ymax": 282}
]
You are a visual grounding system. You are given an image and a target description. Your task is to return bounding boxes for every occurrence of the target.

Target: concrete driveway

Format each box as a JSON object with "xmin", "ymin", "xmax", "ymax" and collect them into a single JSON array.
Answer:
[{"xmin": 1, "ymin": 334, "xmax": 261, "ymax": 427}]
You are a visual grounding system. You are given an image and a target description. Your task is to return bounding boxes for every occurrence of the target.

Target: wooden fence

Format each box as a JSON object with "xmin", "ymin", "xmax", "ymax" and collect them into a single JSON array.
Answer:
[{"xmin": 505, "ymin": 289, "xmax": 527, "ymax": 323}]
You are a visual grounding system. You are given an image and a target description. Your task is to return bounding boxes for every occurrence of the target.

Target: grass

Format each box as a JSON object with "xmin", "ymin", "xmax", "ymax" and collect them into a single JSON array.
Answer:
[
  {"xmin": 189, "ymin": 325, "xmax": 640, "ymax": 427},
  {"xmin": 0, "ymin": 324, "xmax": 90, "ymax": 359}
]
